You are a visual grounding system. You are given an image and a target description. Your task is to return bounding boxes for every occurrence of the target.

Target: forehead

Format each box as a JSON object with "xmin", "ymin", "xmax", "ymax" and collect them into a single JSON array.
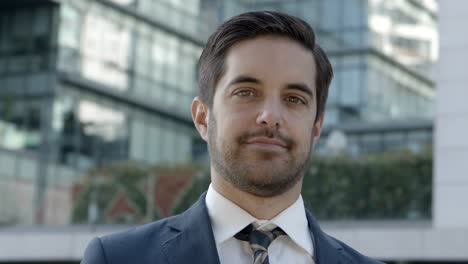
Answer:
[{"xmin": 222, "ymin": 36, "xmax": 316, "ymax": 83}]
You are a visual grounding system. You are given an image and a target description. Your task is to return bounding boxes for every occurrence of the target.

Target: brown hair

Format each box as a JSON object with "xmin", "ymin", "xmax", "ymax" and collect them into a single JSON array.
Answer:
[{"xmin": 198, "ymin": 11, "xmax": 333, "ymax": 122}]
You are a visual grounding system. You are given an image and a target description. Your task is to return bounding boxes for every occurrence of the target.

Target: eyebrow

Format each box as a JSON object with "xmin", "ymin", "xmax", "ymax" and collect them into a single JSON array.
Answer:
[
  {"xmin": 225, "ymin": 75, "xmax": 262, "ymax": 89},
  {"xmin": 285, "ymin": 83, "xmax": 314, "ymax": 99},
  {"xmin": 225, "ymin": 74, "xmax": 314, "ymax": 99}
]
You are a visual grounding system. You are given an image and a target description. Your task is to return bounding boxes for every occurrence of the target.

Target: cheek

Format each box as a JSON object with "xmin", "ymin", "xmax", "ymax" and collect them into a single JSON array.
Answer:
[
  {"xmin": 214, "ymin": 114, "xmax": 243, "ymax": 143},
  {"xmin": 298, "ymin": 129, "xmax": 313, "ymax": 149},
  {"xmin": 220, "ymin": 108, "xmax": 253, "ymax": 131},
  {"xmin": 289, "ymin": 117, "xmax": 315, "ymax": 148}
]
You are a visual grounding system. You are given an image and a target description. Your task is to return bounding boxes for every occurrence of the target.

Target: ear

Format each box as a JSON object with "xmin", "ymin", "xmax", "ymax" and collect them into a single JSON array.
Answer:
[
  {"xmin": 312, "ymin": 113, "xmax": 325, "ymax": 144},
  {"xmin": 191, "ymin": 97, "xmax": 209, "ymax": 142}
]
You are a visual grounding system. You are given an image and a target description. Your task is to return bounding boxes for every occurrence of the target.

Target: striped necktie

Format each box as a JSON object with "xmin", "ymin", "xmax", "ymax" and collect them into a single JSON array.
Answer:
[{"xmin": 234, "ymin": 224, "xmax": 286, "ymax": 264}]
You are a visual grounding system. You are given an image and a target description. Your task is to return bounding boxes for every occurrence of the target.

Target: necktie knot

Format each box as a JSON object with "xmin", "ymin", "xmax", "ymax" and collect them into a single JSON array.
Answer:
[{"xmin": 235, "ymin": 224, "xmax": 286, "ymax": 264}]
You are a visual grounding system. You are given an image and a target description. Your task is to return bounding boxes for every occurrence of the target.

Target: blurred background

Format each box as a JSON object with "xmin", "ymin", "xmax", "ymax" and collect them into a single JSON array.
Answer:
[{"xmin": 0, "ymin": 0, "xmax": 467, "ymax": 263}]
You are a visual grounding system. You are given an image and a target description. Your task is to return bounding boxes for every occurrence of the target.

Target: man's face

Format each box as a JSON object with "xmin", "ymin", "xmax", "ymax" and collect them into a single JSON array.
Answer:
[{"xmin": 200, "ymin": 36, "xmax": 323, "ymax": 197}]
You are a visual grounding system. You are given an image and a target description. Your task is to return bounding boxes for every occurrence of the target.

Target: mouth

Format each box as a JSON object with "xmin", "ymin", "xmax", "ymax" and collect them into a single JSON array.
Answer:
[{"xmin": 244, "ymin": 137, "xmax": 289, "ymax": 151}]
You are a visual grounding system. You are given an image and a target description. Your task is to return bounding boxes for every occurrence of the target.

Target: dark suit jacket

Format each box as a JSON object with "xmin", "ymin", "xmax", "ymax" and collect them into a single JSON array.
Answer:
[{"xmin": 81, "ymin": 193, "xmax": 383, "ymax": 264}]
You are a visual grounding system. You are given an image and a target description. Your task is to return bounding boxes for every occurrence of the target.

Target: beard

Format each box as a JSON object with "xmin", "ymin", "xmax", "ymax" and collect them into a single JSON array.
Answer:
[{"xmin": 207, "ymin": 114, "xmax": 312, "ymax": 197}]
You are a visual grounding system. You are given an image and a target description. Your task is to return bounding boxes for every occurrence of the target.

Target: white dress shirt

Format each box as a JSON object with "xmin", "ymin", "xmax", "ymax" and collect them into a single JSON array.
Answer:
[{"xmin": 205, "ymin": 184, "xmax": 315, "ymax": 264}]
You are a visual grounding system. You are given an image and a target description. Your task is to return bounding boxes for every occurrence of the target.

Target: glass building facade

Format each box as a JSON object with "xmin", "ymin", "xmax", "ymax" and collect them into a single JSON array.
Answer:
[
  {"xmin": 55, "ymin": 0, "xmax": 206, "ymax": 167},
  {"xmin": 0, "ymin": 0, "xmax": 206, "ymax": 225},
  {"xmin": 0, "ymin": 0, "xmax": 437, "ymax": 227}
]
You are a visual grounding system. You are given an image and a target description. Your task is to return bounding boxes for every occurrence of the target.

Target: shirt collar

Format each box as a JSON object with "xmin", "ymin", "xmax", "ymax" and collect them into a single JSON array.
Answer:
[
  {"xmin": 205, "ymin": 184, "xmax": 313, "ymax": 256},
  {"xmin": 269, "ymin": 195, "xmax": 314, "ymax": 256},
  {"xmin": 206, "ymin": 184, "xmax": 256, "ymax": 245}
]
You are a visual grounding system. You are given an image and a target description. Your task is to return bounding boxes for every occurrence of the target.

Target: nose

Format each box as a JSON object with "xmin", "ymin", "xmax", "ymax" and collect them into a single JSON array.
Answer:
[{"xmin": 256, "ymin": 99, "xmax": 284, "ymax": 130}]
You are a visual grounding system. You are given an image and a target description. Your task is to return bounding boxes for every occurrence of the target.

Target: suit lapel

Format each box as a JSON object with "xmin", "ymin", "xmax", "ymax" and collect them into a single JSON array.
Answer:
[
  {"xmin": 160, "ymin": 193, "xmax": 344, "ymax": 264},
  {"xmin": 306, "ymin": 209, "xmax": 343, "ymax": 264},
  {"xmin": 161, "ymin": 193, "xmax": 220, "ymax": 264}
]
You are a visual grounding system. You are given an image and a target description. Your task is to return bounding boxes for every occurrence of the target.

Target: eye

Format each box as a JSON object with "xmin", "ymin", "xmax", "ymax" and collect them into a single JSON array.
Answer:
[
  {"xmin": 285, "ymin": 95, "xmax": 306, "ymax": 105},
  {"xmin": 235, "ymin": 89, "xmax": 255, "ymax": 97}
]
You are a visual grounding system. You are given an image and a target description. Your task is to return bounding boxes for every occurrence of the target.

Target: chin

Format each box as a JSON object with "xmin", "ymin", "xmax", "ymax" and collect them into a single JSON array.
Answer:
[{"xmin": 241, "ymin": 179, "xmax": 295, "ymax": 198}]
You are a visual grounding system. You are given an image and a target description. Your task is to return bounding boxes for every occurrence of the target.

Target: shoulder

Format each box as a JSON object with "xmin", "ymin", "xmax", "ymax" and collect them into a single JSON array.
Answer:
[
  {"xmin": 305, "ymin": 209, "xmax": 383, "ymax": 263},
  {"xmin": 81, "ymin": 216, "xmax": 179, "ymax": 264},
  {"xmin": 327, "ymin": 234, "xmax": 384, "ymax": 264},
  {"xmin": 101, "ymin": 215, "xmax": 178, "ymax": 246}
]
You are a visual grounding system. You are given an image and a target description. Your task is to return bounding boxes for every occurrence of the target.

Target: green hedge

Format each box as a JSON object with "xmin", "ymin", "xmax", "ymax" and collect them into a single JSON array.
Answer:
[
  {"xmin": 72, "ymin": 161, "xmax": 152, "ymax": 224},
  {"xmin": 172, "ymin": 151, "xmax": 432, "ymax": 220},
  {"xmin": 72, "ymin": 150, "xmax": 432, "ymax": 223},
  {"xmin": 302, "ymin": 152, "xmax": 432, "ymax": 220}
]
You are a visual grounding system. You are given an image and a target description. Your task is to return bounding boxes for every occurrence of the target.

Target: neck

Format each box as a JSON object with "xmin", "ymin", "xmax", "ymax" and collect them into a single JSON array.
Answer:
[{"xmin": 211, "ymin": 168, "xmax": 303, "ymax": 220}]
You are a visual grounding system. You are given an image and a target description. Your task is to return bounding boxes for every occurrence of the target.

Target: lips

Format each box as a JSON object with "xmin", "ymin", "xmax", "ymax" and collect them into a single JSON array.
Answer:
[{"xmin": 245, "ymin": 137, "xmax": 288, "ymax": 149}]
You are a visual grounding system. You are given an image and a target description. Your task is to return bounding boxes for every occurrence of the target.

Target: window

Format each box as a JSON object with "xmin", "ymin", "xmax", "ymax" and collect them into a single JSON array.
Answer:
[
  {"xmin": 59, "ymin": 4, "xmax": 81, "ymax": 49},
  {"xmin": 80, "ymin": 13, "xmax": 130, "ymax": 90},
  {"xmin": 55, "ymin": 95, "xmax": 129, "ymax": 168},
  {"xmin": 343, "ymin": 0, "xmax": 364, "ymax": 28},
  {"xmin": 152, "ymin": 32, "xmax": 166, "ymax": 83},
  {"xmin": 321, "ymin": 0, "xmax": 342, "ymax": 31},
  {"xmin": 328, "ymin": 70, "xmax": 341, "ymax": 104},
  {"xmin": 129, "ymin": 115, "xmax": 146, "ymax": 162},
  {"xmin": 135, "ymin": 37, "xmax": 152, "ymax": 78},
  {"xmin": 340, "ymin": 68, "xmax": 361, "ymax": 108},
  {"xmin": 11, "ymin": 9, "xmax": 32, "ymax": 53},
  {"xmin": 360, "ymin": 134, "xmax": 382, "ymax": 153},
  {"xmin": 0, "ymin": 98, "xmax": 43, "ymax": 151}
]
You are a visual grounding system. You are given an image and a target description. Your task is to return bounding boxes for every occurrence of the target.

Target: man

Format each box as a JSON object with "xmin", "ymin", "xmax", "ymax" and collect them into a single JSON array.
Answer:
[{"xmin": 82, "ymin": 11, "xmax": 383, "ymax": 264}]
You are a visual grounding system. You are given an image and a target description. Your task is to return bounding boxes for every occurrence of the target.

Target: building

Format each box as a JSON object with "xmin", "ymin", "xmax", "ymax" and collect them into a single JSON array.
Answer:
[
  {"xmin": 2, "ymin": 0, "xmax": 467, "ymax": 263},
  {"xmin": 323, "ymin": 1, "xmax": 468, "ymax": 261},
  {"xmin": 0, "ymin": 0, "xmax": 438, "ymax": 226},
  {"xmin": 434, "ymin": 0, "xmax": 468, "ymax": 235},
  {"xmin": 0, "ymin": 0, "xmax": 206, "ymax": 226}
]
